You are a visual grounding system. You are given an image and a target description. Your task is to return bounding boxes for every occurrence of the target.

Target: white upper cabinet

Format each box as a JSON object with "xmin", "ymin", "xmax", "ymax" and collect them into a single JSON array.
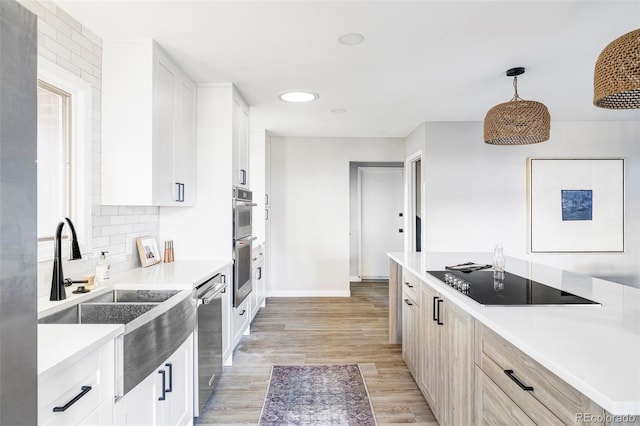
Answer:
[
  {"xmin": 232, "ymin": 94, "xmax": 250, "ymax": 188},
  {"xmin": 102, "ymin": 40, "xmax": 196, "ymax": 206}
]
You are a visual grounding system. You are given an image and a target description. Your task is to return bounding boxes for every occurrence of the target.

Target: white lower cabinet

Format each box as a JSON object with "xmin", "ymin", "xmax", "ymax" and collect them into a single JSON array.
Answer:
[
  {"xmin": 115, "ymin": 334, "xmax": 194, "ymax": 426},
  {"xmin": 77, "ymin": 399, "xmax": 114, "ymax": 426},
  {"xmin": 250, "ymin": 244, "xmax": 266, "ymax": 322},
  {"xmin": 39, "ymin": 339, "xmax": 115, "ymax": 426},
  {"xmin": 232, "ymin": 297, "xmax": 251, "ymax": 349}
]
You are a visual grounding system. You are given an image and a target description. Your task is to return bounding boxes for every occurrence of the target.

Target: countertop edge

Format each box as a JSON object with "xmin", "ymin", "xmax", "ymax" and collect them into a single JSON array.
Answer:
[{"xmin": 38, "ymin": 324, "xmax": 124, "ymax": 377}]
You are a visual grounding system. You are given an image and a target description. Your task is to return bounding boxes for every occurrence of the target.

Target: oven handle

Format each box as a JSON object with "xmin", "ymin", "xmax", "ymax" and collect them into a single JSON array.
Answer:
[{"xmin": 235, "ymin": 202, "xmax": 257, "ymax": 207}]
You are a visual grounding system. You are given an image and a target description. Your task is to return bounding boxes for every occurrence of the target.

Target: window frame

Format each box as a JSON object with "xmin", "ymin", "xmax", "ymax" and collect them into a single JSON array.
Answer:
[{"xmin": 37, "ymin": 59, "xmax": 93, "ymax": 262}]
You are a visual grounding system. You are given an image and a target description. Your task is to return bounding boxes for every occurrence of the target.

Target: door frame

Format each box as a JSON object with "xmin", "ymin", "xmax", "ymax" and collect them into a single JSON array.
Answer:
[
  {"xmin": 356, "ymin": 165, "xmax": 404, "ymax": 280},
  {"xmin": 406, "ymin": 151, "xmax": 423, "ymax": 253}
]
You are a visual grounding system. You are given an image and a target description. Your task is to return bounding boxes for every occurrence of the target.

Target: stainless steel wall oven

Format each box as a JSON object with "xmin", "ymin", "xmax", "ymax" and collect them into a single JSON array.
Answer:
[{"xmin": 232, "ymin": 187, "xmax": 256, "ymax": 307}]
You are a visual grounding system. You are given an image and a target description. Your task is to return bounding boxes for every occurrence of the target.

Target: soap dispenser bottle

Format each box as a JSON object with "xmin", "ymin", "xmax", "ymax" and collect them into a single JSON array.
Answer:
[{"xmin": 96, "ymin": 251, "xmax": 111, "ymax": 285}]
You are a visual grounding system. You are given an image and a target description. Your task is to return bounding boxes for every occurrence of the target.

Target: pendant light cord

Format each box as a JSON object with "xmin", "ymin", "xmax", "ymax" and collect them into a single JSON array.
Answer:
[{"xmin": 511, "ymin": 76, "xmax": 522, "ymax": 101}]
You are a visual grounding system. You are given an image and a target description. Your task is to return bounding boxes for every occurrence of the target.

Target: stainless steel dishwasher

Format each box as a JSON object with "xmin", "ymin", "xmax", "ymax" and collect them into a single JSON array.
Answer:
[{"xmin": 194, "ymin": 273, "xmax": 227, "ymax": 416}]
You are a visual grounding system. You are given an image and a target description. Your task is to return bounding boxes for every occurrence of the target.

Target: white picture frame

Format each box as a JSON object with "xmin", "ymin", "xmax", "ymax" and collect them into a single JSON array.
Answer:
[{"xmin": 527, "ymin": 158, "xmax": 624, "ymax": 253}]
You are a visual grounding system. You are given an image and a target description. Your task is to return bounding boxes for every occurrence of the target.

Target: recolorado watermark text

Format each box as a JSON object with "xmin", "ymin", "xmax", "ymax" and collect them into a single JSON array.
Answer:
[{"xmin": 576, "ymin": 413, "xmax": 637, "ymax": 423}]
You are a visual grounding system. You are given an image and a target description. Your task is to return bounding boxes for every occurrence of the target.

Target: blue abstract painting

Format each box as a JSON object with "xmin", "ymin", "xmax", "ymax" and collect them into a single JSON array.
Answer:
[{"xmin": 561, "ymin": 190, "xmax": 593, "ymax": 221}]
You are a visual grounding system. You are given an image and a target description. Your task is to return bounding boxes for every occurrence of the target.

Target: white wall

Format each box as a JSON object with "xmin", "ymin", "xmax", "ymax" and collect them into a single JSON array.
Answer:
[
  {"xmin": 269, "ymin": 137, "xmax": 405, "ymax": 296},
  {"xmin": 21, "ymin": 0, "xmax": 162, "ymax": 297},
  {"xmin": 417, "ymin": 120, "xmax": 640, "ymax": 288}
]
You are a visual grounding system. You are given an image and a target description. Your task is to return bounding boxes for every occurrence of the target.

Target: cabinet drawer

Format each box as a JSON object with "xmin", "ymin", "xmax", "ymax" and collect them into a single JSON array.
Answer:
[
  {"xmin": 475, "ymin": 366, "xmax": 535, "ymax": 426},
  {"xmin": 402, "ymin": 269, "xmax": 419, "ymax": 302},
  {"xmin": 476, "ymin": 324, "xmax": 604, "ymax": 425},
  {"xmin": 252, "ymin": 245, "xmax": 264, "ymax": 269},
  {"xmin": 39, "ymin": 340, "xmax": 115, "ymax": 426},
  {"xmin": 232, "ymin": 297, "xmax": 251, "ymax": 345}
]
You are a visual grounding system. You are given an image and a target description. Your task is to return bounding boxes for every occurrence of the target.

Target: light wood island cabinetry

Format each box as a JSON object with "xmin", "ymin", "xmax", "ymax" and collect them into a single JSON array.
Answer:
[
  {"xmin": 401, "ymin": 269, "xmax": 420, "ymax": 377},
  {"xmin": 475, "ymin": 323, "xmax": 605, "ymax": 425},
  {"xmin": 416, "ymin": 276, "xmax": 474, "ymax": 426}
]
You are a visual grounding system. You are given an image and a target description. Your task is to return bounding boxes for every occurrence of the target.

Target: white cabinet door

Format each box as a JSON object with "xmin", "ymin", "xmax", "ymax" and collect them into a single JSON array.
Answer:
[
  {"xmin": 165, "ymin": 335, "xmax": 194, "ymax": 426},
  {"xmin": 114, "ymin": 334, "xmax": 194, "ymax": 426},
  {"xmin": 174, "ymin": 80, "xmax": 197, "ymax": 205},
  {"xmin": 232, "ymin": 96, "xmax": 250, "ymax": 188},
  {"xmin": 232, "ymin": 297, "xmax": 251, "ymax": 348},
  {"xmin": 77, "ymin": 399, "xmax": 114, "ymax": 426},
  {"xmin": 102, "ymin": 40, "xmax": 197, "ymax": 206},
  {"xmin": 152, "ymin": 56, "xmax": 177, "ymax": 206}
]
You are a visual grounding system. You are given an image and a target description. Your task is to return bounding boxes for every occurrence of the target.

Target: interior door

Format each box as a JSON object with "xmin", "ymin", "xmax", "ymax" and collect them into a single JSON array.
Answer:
[{"xmin": 359, "ymin": 167, "xmax": 404, "ymax": 279}]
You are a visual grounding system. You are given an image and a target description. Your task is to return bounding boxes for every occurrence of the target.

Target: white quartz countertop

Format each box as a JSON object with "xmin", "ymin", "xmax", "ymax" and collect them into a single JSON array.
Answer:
[
  {"xmin": 38, "ymin": 259, "xmax": 232, "ymax": 317},
  {"xmin": 388, "ymin": 251, "xmax": 640, "ymax": 416},
  {"xmin": 38, "ymin": 259, "xmax": 232, "ymax": 379},
  {"xmin": 38, "ymin": 324, "xmax": 123, "ymax": 376}
]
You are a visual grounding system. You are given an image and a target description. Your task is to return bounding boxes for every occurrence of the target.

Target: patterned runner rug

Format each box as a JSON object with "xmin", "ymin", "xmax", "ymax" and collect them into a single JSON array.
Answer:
[{"xmin": 259, "ymin": 364, "xmax": 377, "ymax": 426}]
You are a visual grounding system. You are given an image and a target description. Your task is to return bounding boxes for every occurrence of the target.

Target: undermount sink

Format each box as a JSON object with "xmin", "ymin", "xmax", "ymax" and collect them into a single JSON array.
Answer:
[
  {"xmin": 38, "ymin": 289, "xmax": 180, "ymax": 325},
  {"xmin": 84, "ymin": 289, "xmax": 180, "ymax": 304},
  {"xmin": 39, "ymin": 287, "xmax": 196, "ymax": 396}
]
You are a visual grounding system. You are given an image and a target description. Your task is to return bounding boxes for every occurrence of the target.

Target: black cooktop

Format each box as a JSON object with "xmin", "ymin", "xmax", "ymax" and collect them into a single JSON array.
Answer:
[{"xmin": 427, "ymin": 270, "xmax": 600, "ymax": 306}]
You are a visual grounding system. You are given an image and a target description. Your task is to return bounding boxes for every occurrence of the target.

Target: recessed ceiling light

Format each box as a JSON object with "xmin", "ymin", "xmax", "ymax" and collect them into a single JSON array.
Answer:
[
  {"xmin": 278, "ymin": 90, "xmax": 319, "ymax": 103},
  {"xmin": 331, "ymin": 108, "xmax": 347, "ymax": 113},
  {"xmin": 338, "ymin": 33, "xmax": 365, "ymax": 46}
]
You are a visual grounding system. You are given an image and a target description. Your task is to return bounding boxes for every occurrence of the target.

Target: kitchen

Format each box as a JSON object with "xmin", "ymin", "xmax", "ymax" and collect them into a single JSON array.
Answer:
[{"xmin": 1, "ymin": 0, "xmax": 639, "ymax": 425}]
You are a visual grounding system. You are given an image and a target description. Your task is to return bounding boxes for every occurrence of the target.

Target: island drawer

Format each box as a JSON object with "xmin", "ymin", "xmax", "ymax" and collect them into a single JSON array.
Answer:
[
  {"xmin": 476, "ymin": 323, "xmax": 604, "ymax": 425},
  {"xmin": 475, "ymin": 365, "xmax": 536, "ymax": 425},
  {"xmin": 402, "ymin": 268, "xmax": 419, "ymax": 302}
]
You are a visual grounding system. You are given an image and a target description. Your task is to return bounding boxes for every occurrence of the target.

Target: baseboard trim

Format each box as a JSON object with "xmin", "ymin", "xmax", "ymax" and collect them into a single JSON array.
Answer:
[{"xmin": 350, "ymin": 276, "xmax": 362, "ymax": 282}]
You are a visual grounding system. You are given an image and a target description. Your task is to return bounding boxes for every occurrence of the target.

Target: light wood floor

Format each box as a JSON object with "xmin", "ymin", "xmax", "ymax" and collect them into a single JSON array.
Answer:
[{"xmin": 195, "ymin": 282, "xmax": 437, "ymax": 425}]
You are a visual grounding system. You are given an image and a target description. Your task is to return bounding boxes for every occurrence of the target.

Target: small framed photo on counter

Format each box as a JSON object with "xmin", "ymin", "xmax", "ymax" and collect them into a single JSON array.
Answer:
[{"xmin": 136, "ymin": 236, "xmax": 161, "ymax": 267}]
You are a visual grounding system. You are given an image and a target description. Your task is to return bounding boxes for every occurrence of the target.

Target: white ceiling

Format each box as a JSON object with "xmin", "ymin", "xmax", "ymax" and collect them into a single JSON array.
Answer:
[{"xmin": 55, "ymin": 0, "xmax": 640, "ymax": 138}]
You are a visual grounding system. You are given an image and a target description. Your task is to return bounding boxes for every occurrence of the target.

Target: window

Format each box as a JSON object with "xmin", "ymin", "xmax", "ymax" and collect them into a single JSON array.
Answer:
[
  {"xmin": 37, "ymin": 81, "xmax": 71, "ymax": 241},
  {"xmin": 37, "ymin": 60, "xmax": 92, "ymax": 261}
]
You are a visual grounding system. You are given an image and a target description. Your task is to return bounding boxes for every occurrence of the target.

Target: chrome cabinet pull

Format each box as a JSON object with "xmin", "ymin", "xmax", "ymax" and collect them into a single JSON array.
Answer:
[{"xmin": 53, "ymin": 386, "xmax": 92, "ymax": 412}]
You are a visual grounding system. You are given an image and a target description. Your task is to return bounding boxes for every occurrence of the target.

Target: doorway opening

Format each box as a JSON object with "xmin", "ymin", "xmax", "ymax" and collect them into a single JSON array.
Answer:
[
  {"xmin": 408, "ymin": 154, "xmax": 423, "ymax": 252},
  {"xmin": 349, "ymin": 162, "xmax": 404, "ymax": 281}
]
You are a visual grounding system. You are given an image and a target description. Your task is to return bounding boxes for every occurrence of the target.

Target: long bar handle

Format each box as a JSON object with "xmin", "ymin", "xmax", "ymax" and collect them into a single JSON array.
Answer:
[
  {"xmin": 433, "ymin": 296, "xmax": 439, "ymax": 322},
  {"xmin": 158, "ymin": 370, "xmax": 166, "ymax": 400},
  {"xmin": 436, "ymin": 299, "xmax": 444, "ymax": 325},
  {"xmin": 504, "ymin": 370, "xmax": 534, "ymax": 391},
  {"xmin": 165, "ymin": 363, "xmax": 173, "ymax": 393},
  {"xmin": 53, "ymin": 386, "xmax": 92, "ymax": 412}
]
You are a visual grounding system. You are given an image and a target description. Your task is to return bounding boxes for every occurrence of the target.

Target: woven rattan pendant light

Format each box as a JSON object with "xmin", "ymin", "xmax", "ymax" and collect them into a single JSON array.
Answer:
[
  {"xmin": 484, "ymin": 67, "xmax": 550, "ymax": 145},
  {"xmin": 593, "ymin": 28, "xmax": 640, "ymax": 109}
]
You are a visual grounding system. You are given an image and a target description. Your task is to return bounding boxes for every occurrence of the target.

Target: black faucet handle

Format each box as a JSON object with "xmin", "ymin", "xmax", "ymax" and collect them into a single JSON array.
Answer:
[{"xmin": 63, "ymin": 278, "xmax": 88, "ymax": 287}]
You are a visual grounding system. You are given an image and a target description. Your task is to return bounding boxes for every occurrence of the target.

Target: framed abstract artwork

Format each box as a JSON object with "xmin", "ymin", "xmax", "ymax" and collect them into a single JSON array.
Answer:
[{"xmin": 527, "ymin": 158, "xmax": 624, "ymax": 253}]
